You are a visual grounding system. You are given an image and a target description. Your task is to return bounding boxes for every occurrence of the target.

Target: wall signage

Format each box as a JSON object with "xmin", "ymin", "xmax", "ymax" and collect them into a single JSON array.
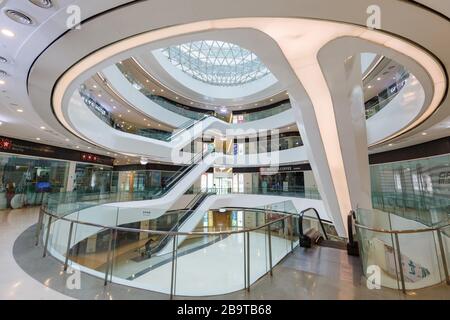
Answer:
[{"xmin": 0, "ymin": 136, "xmax": 114, "ymax": 166}]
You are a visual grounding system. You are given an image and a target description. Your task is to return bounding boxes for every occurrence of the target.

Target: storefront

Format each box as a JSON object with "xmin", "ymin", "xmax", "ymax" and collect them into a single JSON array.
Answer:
[{"xmin": 0, "ymin": 136, "xmax": 114, "ymax": 209}]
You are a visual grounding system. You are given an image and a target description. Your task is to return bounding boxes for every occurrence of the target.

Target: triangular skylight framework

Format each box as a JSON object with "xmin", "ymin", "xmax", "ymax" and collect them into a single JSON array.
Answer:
[{"xmin": 161, "ymin": 40, "xmax": 271, "ymax": 87}]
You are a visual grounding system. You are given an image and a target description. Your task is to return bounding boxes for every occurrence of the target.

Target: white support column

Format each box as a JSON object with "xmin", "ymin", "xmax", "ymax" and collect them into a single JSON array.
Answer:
[
  {"xmin": 288, "ymin": 46, "xmax": 372, "ymax": 237},
  {"xmin": 318, "ymin": 50, "xmax": 373, "ymax": 212},
  {"xmin": 66, "ymin": 161, "xmax": 77, "ymax": 192}
]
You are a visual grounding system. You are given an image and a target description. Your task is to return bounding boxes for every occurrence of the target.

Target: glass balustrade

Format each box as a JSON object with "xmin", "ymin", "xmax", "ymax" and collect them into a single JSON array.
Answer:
[
  {"xmin": 116, "ymin": 63, "xmax": 210, "ymax": 121},
  {"xmin": 232, "ymin": 102, "xmax": 292, "ymax": 123},
  {"xmin": 371, "ymin": 191, "xmax": 450, "ymax": 227},
  {"xmin": 42, "ymin": 182, "xmax": 322, "ymax": 220},
  {"xmin": 39, "ymin": 201, "xmax": 306, "ymax": 297},
  {"xmin": 78, "ymin": 87, "xmax": 208, "ymax": 142},
  {"xmin": 365, "ymin": 71, "xmax": 410, "ymax": 119},
  {"xmin": 355, "ymin": 208, "xmax": 450, "ymax": 292},
  {"xmin": 112, "ymin": 63, "xmax": 411, "ymax": 127}
]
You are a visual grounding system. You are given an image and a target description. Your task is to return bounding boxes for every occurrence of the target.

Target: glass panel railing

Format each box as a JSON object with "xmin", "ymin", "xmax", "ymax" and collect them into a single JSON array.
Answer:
[
  {"xmin": 116, "ymin": 63, "xmax": 211, "ymax": 121},
  {"xmin": 365, "ymin": 71, "xmax": 410, "ymax": 119},
  {"xmin": 78, "ymin": 87, "xmax": 209, "ymax": 142},
  {"xmin": 355, "ymin": 208, "xmax": 450, "ymax": 292},
  {"xmin": 41, "ymin": 204, "xmax": 304, "ymax": 297},
  {"xmin": 117, "ymin": 62, "xmax": 294, "ymax": 124},
  {"xmin": 232, "ymin": 102, "xmax": 292, "ymax": 123},
  {"xmin": 190, "ymin": 186, "xmax": 321, "ymax": 200},
  {"xmin": 371, "ymin": 191, "xmax": 450, "ymax": 227}
]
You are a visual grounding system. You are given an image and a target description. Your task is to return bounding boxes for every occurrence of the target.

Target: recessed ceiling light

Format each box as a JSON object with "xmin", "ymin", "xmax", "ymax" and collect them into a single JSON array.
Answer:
[
  {"xmin": 5, "ymin": 10, "xmax": 33, "ymax": 25},
  {"xmin": 422, "ymin": 132, "xmax": 427, "ymax": 136},
  {"xmin": 0, "ymin": 80, "xmax": 5, "ymax": 85},
  {"xmin": 29, "ymin": 0, "xmax": 54, "ymax": 8},
  {"xmin": 87, "ymin": 147, "xmax": 91, "ymax": 149},
  {"xmin": 175, "ymin": 97, "xmax": 179, "ymax": 100},
  {"xmin": 118, "ymin": 114, "xmax": 122, "ymax": 117},
  {"xmin": 40, "ymin": 126, "xmax": 46, "ymax": 130},
  {"xmin": 0, "ymin": 57, "xmax": 7, "ymax": 63},
  {"xmin": 367, "ymin": 85, "xmax": 373, "ymax": 89},
  {"xmin": 97, "ymin": 94, "xmax": 102, "ymax": 97},
  {"xmin": 127, "ymin": 110, "xmax": 130, "ymax": 113},
  {"xmin": 388, "ymin": 143, "xmax": 393, "ymax": 147},
  {"xmin": 65, "ymin": 138, "xmax": 70, "ymax": 142},
  {"xmin": 0, "ymin": 122, "xmax": 3, "ymax": 126},
  {"xmin": 160, "ymin": 89, "xmax": 164, "ymax": 92},
  {"xmin": 16, "ymin": 109, "xmax": 24, "ymax": 113},
  {"xmin": 76, "ymin": 146, "xmax": 80, "ymax": 149},
  {"xmin": 1, "ymin": 29, "xmax": 15, "ymax": 38},
  {"xmin": 36, "ymin": 138, "xmax": 41, "ymax": 141},
  {"xmin": 146, "ymin": 79, "xmax": 149, "ymax": 83},
  {"xmin": 93, "ymin": 85, "xmax": 97, "ymax": 89},
  {"xmin": 377, "ymin": 77, "xmax": 381, "ymax": 81}
]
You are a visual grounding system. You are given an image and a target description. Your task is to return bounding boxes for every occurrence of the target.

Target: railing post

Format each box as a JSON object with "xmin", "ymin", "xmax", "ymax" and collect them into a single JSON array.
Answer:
[
  {"xmin": 35, "ymin": 208, "xmax": 44, "ymax": 246},
  {"xmin": 43, "ymin": 216, "xmax": 52, "ymax": 258},
  {"xmin": 64, "ymin": 221, "xmax": 74, "ymax": 271},
  {"xmin": 170, "ymin": 235, "xmax": 178, "ymax": 300},
  {"xmin": 290, "ymin": 216, "xmax": 294, "ymax": 253},
  {"xmin": 246, "ymin": 232, "xmax": 251, "ymax": 291},
  {"xmin": 103, "ymin": 229, "xmax": 114, "ymax": 286},
  {"xmin": 394, "ymin": 233, "xmax": 406, "ymax": 294},
  {"xmin": 436, "ymin": 230, "xmax": 450, "ymax": 285},
  {"xmin": 243, "ymin": 232, "xmax": 247, "ymax": 290},
  {"xmin": 267, "ymin": 225, "xmax": 273, "ymax": 276}
]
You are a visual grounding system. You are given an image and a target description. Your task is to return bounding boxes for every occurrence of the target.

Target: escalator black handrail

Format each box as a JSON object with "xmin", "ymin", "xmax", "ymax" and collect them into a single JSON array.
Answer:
[
  {"xmin": 169, "ymin": 114, "xmax": 210, "ymax": 142},
  {"xmin": 299, "ymin": 207, "xmax": 329, "ymax": 240},
  {"xmin": 159, "ymin": 149, "xmax": 213, "ymax": 195},
  {"xmin": 145, "ymin": 192, "xmax": 213, "ymax": 255}
]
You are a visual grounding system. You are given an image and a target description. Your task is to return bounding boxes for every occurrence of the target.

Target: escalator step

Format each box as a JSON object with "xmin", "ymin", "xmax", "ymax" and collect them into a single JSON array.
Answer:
[{"xmin": 318, "ymin": 239, "xmax": 347, "ymax": 250}]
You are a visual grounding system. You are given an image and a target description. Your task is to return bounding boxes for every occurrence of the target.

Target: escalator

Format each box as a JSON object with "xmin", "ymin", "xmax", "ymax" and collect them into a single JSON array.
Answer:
[
  {"xmin": 143, "ymin": 191, "xmax": 214, "ymax": 257},
  {"xmin": 298, "ymin": 208, "xmax": 348, "ymax": 250},
  {"xmin": 149, "ymin": 149, "xmax": 214, "ymax": 200}
]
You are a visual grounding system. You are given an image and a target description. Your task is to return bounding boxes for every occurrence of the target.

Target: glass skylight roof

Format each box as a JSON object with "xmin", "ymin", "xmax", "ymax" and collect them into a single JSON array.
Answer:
[{"xmin": 161, "ymin": 40, "xmax": 271, "ymax": 87}]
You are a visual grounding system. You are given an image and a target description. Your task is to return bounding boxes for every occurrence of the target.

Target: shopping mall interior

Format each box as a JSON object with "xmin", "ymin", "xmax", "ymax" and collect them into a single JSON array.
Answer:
[{"xmin": 0, "ymin": 0, "xmax": 449, "ymax": 301}]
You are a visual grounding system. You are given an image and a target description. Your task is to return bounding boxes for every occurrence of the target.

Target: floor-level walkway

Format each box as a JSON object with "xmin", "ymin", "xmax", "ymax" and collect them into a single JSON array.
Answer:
[
  {"xmin": 4, "ymin": 207, "xmax": 450, "ymax": 300},
  {"xmin": 0, "ymin": 207, "xmax": 72, "ymax": 300}
]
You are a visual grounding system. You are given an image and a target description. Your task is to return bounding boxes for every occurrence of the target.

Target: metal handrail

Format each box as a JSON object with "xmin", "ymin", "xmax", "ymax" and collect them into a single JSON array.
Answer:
[
  {"xmin": 354, "ymin": 221, "xmax": 450, "ymax": 235},
  {"xmin": 354, "ymin": 213, "xmax": 450, "ymax": 293},
  {"xmin": 40, "ymin": 207, "xmax": 297, "ymax": 237}
]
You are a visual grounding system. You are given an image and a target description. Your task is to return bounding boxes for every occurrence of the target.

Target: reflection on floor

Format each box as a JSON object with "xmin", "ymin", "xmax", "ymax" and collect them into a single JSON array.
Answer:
[
  {"xmin": 6, "ymin": 206, "xmax": 450, "ymax": 300},
  {"xmin": 0, "ymin": 207, "xmax": 72, "ymax": 300}
]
